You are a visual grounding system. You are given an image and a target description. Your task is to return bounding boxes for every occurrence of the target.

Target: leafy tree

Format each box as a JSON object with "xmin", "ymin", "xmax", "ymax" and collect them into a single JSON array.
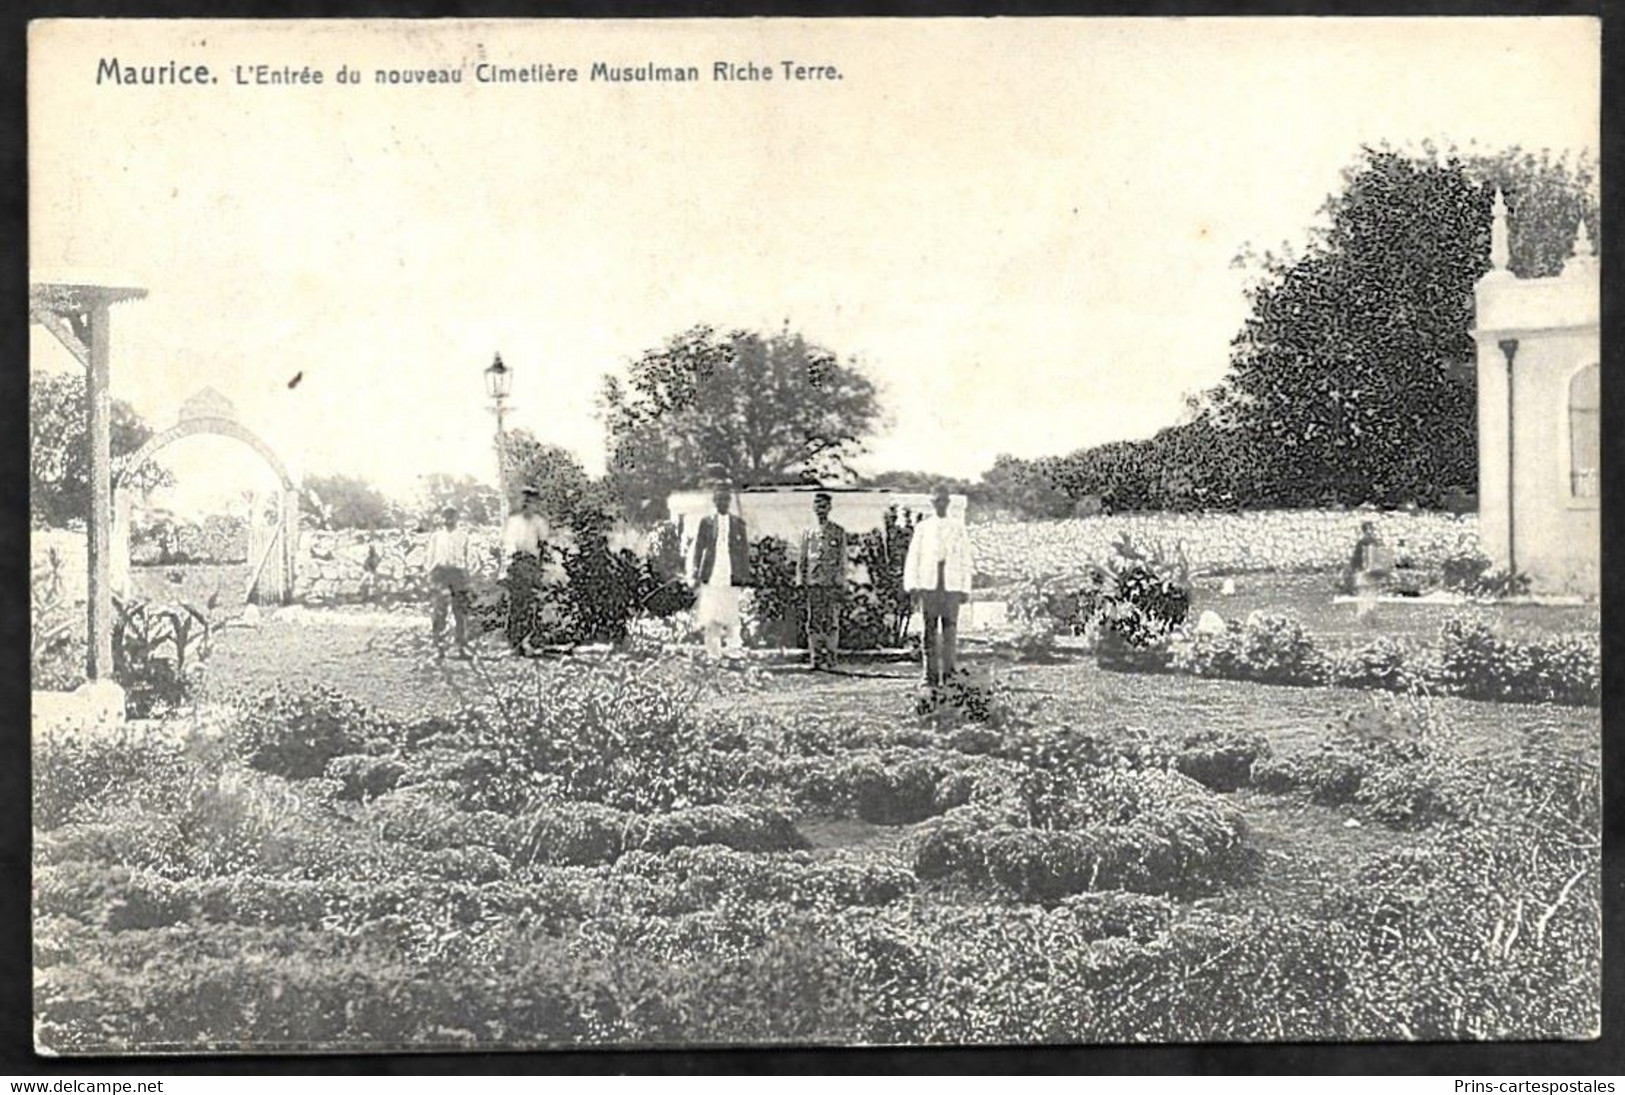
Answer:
[
  {"xmin": 977, "ymin": 454, "xmax": 1075, "ymax": 520},
  {"xmin": 301, "ymin": 473, "xmax": 402, "ymax": 530},
  {"xmin": 1218, "ymin": 144, "xmax": 1598, "ymax": 508},
  {"xmin": 501, "ymin": 429, "xmax": 614, "ymax": 528},
  {"xmin": 30, "ymin": 369, "xmax": 173, "ymax": 527},
  {"xmin": 862, "ymin": 469, "xmax": 978, "ymax": 495},
  {"xmin": 416, "ymin": 473, "xmax": 503, "ymax": 528},
  {"xmin": 601, "ymin": 325, "xmax": 883, "ymax": 521}
]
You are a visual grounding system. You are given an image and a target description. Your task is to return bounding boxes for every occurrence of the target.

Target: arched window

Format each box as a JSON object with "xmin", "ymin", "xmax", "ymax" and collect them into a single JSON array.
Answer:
[{"xmin": 1569, "ymin": 364, "xmax": 1599, "ymax": 499}]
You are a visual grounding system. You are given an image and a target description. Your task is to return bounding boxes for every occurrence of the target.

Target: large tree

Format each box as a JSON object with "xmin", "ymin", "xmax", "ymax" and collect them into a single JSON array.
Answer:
[
  {"xmin": 30, "ymin": 369, "xmax": 172, "ymax": 528},
  {"xmin": 1217, "ymin": 144, "xmax": 1598, "ymax": 508},
  {"xmin": 301, "ymin": 472, "xmax": 402, "ymax": 530},
  {"xmin": 601, "ymin": 326, "xmax": 883, "ymax": 520}
]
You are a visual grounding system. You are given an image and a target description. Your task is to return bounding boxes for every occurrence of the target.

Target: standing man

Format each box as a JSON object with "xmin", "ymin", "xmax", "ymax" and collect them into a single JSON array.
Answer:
[
  {"xmin": 424, "ymin": 506, "xmax": 474, "ymax": 660},
  {"xmin": 904, "ymin": 484, "xmax": 974, "ymax": 687},
  {"xmin": 1343, "ymin": 520, "xmax": 1391, "ymax": 625},
  {"xmin": 501, "ymin": 487, "xmax": 551, "ymax": 654},
  {"xmin": 797, "ymin": 491, "xmax": 848, "ymax": 671},
  {"xmin": 688, "ymin": 482, "xmax": 750, "ymax": 662}
]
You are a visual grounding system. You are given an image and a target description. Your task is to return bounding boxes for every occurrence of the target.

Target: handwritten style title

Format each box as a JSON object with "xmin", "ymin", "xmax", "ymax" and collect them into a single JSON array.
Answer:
[{"xmin": 94, "ymin": 57, "xmax": 844, "ymax": 88}]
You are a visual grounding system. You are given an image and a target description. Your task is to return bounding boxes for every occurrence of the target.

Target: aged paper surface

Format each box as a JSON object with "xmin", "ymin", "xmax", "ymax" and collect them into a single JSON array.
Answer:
[{"xmin": 30, "ymin": 17, "xmax": 1599, "ymax": 1054}]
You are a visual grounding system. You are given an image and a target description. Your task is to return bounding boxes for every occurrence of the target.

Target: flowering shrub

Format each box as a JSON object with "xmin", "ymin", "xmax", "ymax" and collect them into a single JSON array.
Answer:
[
  {"xmin": 995, "ymin": 578, "xmax": 1062, "ymax": 661},
  {"xmin": 1170, "ymin": 612, "xmax": 1327, "ymax": 686}
]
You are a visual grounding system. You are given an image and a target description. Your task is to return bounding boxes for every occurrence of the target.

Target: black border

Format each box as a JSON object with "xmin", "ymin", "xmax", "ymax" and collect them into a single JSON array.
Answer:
[{"xmin": 2, "ymin": 0, "xmax": 1619, "ymax": 1076}]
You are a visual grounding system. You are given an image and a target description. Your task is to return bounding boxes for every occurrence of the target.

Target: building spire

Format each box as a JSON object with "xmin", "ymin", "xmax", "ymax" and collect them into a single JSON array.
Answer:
[{"xmin": 1489, "ymin": 189, "xmax": 1510, "ymax": 272}]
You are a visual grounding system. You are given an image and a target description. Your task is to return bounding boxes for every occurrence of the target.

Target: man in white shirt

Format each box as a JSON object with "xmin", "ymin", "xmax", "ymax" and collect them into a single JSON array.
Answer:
[
  {"xmin": 688, "ymin": 483, "xmax": 750, "ymax": 661},
  {"xmin": 501, "ymin": 487, "xmax": 551, "ymax": 570},
  {"xmin": 500, "ymin": 487, "xmax": 552, "ymax": 654},
  {"xmin": 424, "ymin": 506, "xmax": 474, "ymax": 660},
  {"xmin": 903, "ymin": 484, "xmax": 975, "ymax": 686}
]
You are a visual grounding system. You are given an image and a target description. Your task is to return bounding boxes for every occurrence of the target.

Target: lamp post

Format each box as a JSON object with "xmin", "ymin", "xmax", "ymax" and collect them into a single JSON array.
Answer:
[{"xmin": 485, "ymin": 353, "xmax": 513, "ymax": 510}]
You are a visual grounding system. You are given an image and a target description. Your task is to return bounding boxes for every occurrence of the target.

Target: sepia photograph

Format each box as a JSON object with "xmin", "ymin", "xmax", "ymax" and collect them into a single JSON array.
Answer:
[{"xmin": 27, "ymin": 16, "xmax": 1601, "ymax": 1054}]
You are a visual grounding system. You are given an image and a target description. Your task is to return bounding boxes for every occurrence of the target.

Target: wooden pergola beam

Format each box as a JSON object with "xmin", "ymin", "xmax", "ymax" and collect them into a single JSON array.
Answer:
[{"xmin": 30, "ymin": 281, "xmax": 147, "ymax": 681}]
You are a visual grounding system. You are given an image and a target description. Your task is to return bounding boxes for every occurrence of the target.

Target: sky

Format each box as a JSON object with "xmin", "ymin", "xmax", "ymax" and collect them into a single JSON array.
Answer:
[{"xmin": 30, "ymin": 17, "xmax": 1599, "ymax": 516}]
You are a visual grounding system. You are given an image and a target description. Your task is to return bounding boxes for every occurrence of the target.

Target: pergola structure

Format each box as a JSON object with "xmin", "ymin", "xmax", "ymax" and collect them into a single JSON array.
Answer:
[{"xmin": 30, "ymin": 280, "xmax": 148, "ymax": 681}]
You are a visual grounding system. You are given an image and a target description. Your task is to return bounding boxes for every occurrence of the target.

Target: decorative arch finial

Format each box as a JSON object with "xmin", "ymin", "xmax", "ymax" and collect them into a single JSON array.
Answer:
[
  {"xmin": 1489, "ymin": 189, "xmax": 1510, "ymax": 272},
  {"xmin": 179, "ymin": 386, "xmax": 238, "ymax": 423},
  {"xmin": 1563, "ymin": 218, "xmax": 1598, "ymax": 278}
]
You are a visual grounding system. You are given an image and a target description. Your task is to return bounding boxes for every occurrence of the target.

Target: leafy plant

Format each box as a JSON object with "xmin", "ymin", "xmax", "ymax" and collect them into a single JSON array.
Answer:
[
  {"xmin": 110, "ymin": 595, "xmax": 213, "ymax": 717},
  {"xmin": 1090, "ymin": 533, "xmax": 1192, "ymax": 648}
]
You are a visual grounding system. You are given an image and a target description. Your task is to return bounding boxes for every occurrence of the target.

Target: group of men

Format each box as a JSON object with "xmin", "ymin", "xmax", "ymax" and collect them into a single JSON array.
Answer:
[
  {"xmin": 421, "ymin": 486, "xmax": 555, "ymax": 660},
  {"xmin": 687, "ymin": 481, "xmax": 974, "ymax": 684},
  {"xmin": 419, "ymin": 478, "xmax": 976, "ymax": 686}
]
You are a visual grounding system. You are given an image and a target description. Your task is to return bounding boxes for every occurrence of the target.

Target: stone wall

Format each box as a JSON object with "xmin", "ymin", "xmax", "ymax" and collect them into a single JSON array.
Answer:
[
  {"xmin": 967, "ymin": 510, "xmax": 1482, "ymax": 583},
  {"xmin": 294, "ymin": 526, "xmax": 510, "ymax": 604}
]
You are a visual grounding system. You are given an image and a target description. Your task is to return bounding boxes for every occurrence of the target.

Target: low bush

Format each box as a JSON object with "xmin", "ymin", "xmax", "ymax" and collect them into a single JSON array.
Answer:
[
  {"xmin": 1352, "ymin": 755, "xmax": 1478, "ymax": 830},
  {"xmin": 230, "ymin": 686, "xmax": 388, "ymax": 780},
  {"xmin": 1327, "ymin": 637, "xmax": 1414, "ymax": 690},
  {"xmin": 1170, "ymin": 612, "xmax": 1327, "ymax": 686},
  {"xmin": 913, "ymin": 672, "xmax": 1040, "ymax": 730},
  {"xmin": 1430, "ymin": 617, "xmax": 1599, "ymax": 706},
  {"xmin": 1165, "ymin": 727, "xmax": 1271, "ymax": 793},
  {"xmin": 1440, "ymin": 549, "xmax": 1532, "ymax": 599},
  {"xmin": 1161, "ymin": 611, "xmax": 1598, "ymax": 708},
  {"xmin": 615, "ymin": 847, "xmax": 915, "ymax": 913},
  {"xmin": 1251, "ymin": 749, "xmax": 1371, "ymax": 806},
  {"xmin": 915, "ymin": 769, "xmax": 1249, "ymax": 901},
  {"xmin": 33, "ymin": 723, "xmax": 187, "ymax": 831},
  {"xmin": 365, "ymin": 789, "xmax": 518, "ymax": 854},
  {"xmin": 488, "ymin": 660, "xmax": 741, "ymax": 813},
  {"xmin": 1055, "ymin": 890, "xmax": 1177, "ymax": 944},
  {"xmin": 639, "ymin": 805, "xmax": 808, "ymax": 856},
  {"xmin": 325, "ymin": 754, "xmax": 406, "ymax": 802},
  {"xmin": 978, "ymin": 723, "xmax": 1268, "ymax": 794}
]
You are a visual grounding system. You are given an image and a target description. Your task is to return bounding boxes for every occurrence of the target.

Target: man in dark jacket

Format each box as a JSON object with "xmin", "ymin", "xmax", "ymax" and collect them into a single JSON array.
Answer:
[{"xmin": 688, "ymin": 483, "xmax": 750, "ymax": 660}]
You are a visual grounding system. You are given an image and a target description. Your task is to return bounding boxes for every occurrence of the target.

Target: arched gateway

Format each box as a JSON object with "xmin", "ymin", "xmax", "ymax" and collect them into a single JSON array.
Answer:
[{"xmin": 115, "ymin": 387, "xmax": 299, "ymax": 604}]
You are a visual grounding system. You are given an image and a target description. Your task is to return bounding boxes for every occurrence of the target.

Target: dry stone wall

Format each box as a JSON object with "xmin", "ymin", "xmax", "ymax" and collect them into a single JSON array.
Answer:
[
  {"xmin": 967, "ymin": 510, "xmax": 1481, "ymax": 583},
  {"xmin": 295, "ymin": 526, "xmax": 507, "ymax": 604}
]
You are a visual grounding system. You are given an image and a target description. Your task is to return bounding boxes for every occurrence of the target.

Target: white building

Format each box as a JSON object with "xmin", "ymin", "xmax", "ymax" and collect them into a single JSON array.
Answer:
[{"xmin": 1471, "ymin": 193, "xmax": 1599, "ymax": 595}]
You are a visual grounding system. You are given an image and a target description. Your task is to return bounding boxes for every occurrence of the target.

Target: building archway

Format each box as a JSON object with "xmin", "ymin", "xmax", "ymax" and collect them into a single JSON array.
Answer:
[{"xmin": 114, "ymin": 388, "xmax": 299, "ymax": 604}]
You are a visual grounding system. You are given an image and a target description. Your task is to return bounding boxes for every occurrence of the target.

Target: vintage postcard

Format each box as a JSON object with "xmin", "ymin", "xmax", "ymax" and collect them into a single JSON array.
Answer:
[{"xmin": 29, "ymin": 17, "xmax": 1600, "ymax": 1053}]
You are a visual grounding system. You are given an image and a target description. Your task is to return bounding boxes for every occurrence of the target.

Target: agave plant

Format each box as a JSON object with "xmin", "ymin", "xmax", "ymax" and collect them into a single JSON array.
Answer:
[{"xmin": 1087, "ymin": 533, "xmax": 1193, "ymax": 649}]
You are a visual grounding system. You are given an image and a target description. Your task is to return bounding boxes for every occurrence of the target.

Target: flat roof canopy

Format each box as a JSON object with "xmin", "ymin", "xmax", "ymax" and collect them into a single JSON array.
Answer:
[{"xmin": 30, "ymin": 281, "xmax": 149, "ymax": 310}]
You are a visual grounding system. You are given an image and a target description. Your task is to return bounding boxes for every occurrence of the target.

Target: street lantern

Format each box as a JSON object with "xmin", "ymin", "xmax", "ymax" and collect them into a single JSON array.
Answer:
[
  {"xmin": 485, "ymin": 353, "xmax": 512, "ymax": 509},
  {"xmin": 484, "ymin": 352, "xmax": 512, "ymax": 400}
]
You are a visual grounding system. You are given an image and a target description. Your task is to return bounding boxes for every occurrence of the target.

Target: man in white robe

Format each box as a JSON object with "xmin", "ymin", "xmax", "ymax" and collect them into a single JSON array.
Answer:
[{"xmin": 688, "ymin": 484, "xmax": 749, "ymax": 660}]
